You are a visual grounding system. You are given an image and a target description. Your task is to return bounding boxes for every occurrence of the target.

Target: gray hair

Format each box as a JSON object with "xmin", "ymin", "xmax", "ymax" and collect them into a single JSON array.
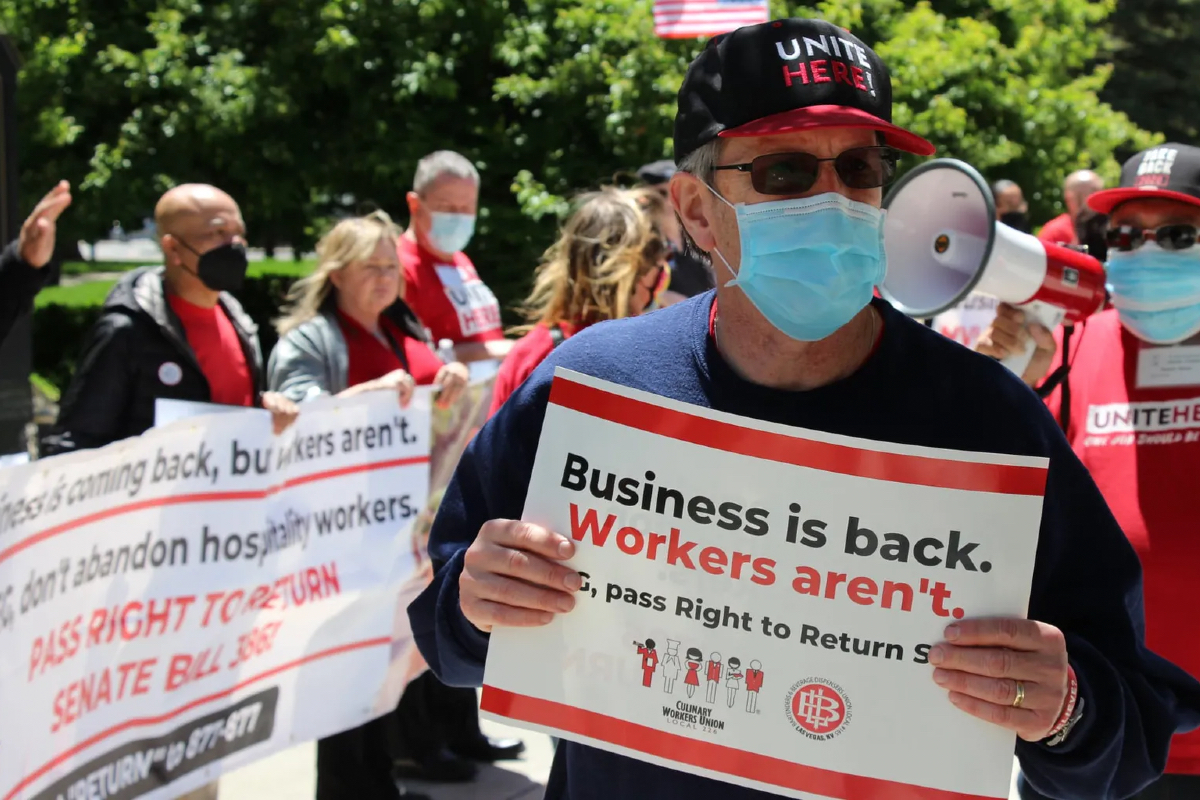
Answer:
[
  {"xmin": 674, "ymin": 141, "xmax": 722, "ymax": 265},
  {"xmin": 413, "ymin": 150, "xmax": 480, "ymax": 196},
  {"xmin": 677, "ymin": 140, "xmax": 720, "ymax": 186},
  {"xmin": 991, "ymin": 179, "xmax": 1020, "ymax": 197}
]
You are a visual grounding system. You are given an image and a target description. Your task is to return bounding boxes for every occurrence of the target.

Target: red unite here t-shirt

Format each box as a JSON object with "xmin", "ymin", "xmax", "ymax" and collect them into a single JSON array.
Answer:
[
  {"xmin": 1046, "ymin": 309, "xmax": 1200, "ymax": 774},
  {"xmin": 167, "ymin": 294, "xmax": 254, "ymax": 408},
  {"xmin": 488, "ymin": 322, "xmax": 578, "ymax": 418},
  {"xmin": 1037, "ymin": 212, "xmax": 1077, "ymax": 246},
  {"xmin": 398, "ymin": 235, "xmax": 503, "ymax": 345},
  {"xmin": 336, "ymin": 311, "xmax": 443, "ymax": 388}
]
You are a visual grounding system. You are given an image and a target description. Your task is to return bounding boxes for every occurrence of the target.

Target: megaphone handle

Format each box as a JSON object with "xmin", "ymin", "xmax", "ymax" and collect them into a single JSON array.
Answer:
[{"xmin": 999, "ymin": 300, "xmax": 1066, "ymax": 379}]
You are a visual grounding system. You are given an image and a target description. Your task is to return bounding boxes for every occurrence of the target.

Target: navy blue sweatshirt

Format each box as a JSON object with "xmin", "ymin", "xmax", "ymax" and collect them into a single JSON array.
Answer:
[{"xmin": 409, "ymin": 295, "xmax": 1200, "ymax": 800}]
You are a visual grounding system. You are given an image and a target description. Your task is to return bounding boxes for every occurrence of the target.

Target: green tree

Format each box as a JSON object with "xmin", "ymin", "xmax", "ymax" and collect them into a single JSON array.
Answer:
[
  {"xmin": 780, "ymin": 0, "xmax": 1158, "ymax": 222},
  {"xmin": 1101, "ymin": 0, "xmax": 1200, "ymax": 147},
  {"xmin": 1, "ymin": 1, "xmax": 268, "ymax": 253},
  {"xmin": 2, "ymin": 0, "xmax": 1158, "ymax": 315}
]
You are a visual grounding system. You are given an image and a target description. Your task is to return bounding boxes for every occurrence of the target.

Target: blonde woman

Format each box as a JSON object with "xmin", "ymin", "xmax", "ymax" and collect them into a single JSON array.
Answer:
[
  {"xmin": 269, "ymin": 212, "xmax": 473, "ymax": 800},
  {"xmin": 268, "ymin": 211, "xmax": 468, "ymax": 408},
  {"xmin": 487, "ymin": 187, "xmax": 669, "ymax": 416}
]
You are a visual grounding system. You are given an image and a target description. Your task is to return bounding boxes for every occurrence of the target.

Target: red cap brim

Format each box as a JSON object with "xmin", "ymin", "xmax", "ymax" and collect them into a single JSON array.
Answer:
[
  {"xmin": 719, "ymin": 105, "xmax": 935, "ymax": 156},
  {"xmin": 1087, "ymin": 186, "xmax": 1200, "ymax": 215}
]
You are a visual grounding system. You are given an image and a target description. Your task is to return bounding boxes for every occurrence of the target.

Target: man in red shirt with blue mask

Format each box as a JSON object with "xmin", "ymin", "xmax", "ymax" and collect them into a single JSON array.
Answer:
[
  {"xmin": 979, "ymin": 143, "xmax": 1200, "ymax": 799},
  {"xmin": 398, "ymin": 151, "xmax": 514, "ymax": 365}
]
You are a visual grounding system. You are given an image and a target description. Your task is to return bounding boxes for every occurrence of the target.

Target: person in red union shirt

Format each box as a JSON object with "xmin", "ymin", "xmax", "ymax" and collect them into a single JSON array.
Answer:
[
  {"xmin": 399, "ymin": 150, "xmax": 513, "ymax": 364},
  {"xmin": 1038, "ymin": 169, "xmax": 1105, "ymax": 246},
  {"xmin": 269, "ymin": 212, "xmax": 469, "ymax": 408},
  {"xmin": 979, "ymin": 143, "xmax": 1200, "ymax": 800},
  {"xmin": 45, "ymin": 184, "xmax": 297, "ymax": 455},
  {"xmin": 488, "ymin": 187, "xmax": 669, "ymax": 417}
]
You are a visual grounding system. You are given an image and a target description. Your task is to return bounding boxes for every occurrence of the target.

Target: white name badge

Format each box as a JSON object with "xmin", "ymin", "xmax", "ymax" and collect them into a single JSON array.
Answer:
[
  {"xmin": 1136, "ymin": 344, "xmax": 1200, "ymax": 389},
  {"xmin": 435, "ymin": 264, "xmax": 502, "ymax": 338}
]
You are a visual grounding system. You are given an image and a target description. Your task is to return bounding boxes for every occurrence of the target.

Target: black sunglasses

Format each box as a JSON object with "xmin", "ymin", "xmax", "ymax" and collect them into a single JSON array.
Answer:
[
  {"xmin": 1105, "ymin": 224, "xmax": 1198, "ymax": 253},
  {"xmin": 712, "ymin": 146, "xmax": 901, "ymax": 196}
]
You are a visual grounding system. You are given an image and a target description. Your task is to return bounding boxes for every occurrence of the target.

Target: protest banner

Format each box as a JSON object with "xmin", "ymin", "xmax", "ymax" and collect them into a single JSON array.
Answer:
[
  {"xmin": 380, "ymin": 370, "xmax": 498, "ymax": 707},
  {"xmin": 931, "ymin": 293, "xmax": 1000, "ymax": 350},
  {"xmin": 0, "ymin": 392, "xmax": 430, "ymax": 800},
  {"xmin": 482, "ymin": 370, "xmax": 1049, "ymax": 800}
]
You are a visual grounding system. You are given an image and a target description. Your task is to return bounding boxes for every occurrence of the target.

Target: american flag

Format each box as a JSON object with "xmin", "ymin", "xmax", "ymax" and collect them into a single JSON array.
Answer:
[{"xmin": 652, "ymin": 0, "xmax": 770, "ymax": 39}]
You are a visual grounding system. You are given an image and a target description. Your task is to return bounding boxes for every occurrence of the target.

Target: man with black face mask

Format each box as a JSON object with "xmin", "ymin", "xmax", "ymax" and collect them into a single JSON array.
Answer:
[
  {"xmin": 993, "ymin": 179, "xmax": 1032, "ymax": 233},
  {"xmin": 44, "ymin": 184, "xmax": 297, "ymax": 454}
]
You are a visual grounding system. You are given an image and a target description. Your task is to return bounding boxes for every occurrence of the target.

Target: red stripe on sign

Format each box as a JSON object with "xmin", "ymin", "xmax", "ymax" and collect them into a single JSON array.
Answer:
[
  {"xmin": 3, "ymin": 637, "xmax": 391, "ymax": 800},
  {"xmin": 0, "ymin": 455, "xmax": 429, "ymax": 564},
  {"xmin": 481, "ymin": 686, "xmax": 1003, "ymax": 800},
  {"xmin": 547, "ymin": 377, "xmax": 1046, "ymax": 495}
]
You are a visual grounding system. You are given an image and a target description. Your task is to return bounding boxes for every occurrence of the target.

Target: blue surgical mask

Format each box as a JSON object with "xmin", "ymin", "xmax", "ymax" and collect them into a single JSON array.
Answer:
[
  {"xmin": 1106, "ymin": 243, "xmax": 1200, "ymax": 344},
  {"xmin": 708, "ymin": 189, "xmax": 887, "ymax": 341},
  {"xmin": 428, "ymin": 212, "xmax": 476, "ymax": 254}
]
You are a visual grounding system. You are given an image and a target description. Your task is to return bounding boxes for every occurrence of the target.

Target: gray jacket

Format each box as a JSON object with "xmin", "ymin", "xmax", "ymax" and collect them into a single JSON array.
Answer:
[
  {"xmin": 267, "ymin": 300, "xmax": 434, "ymax": 402},
  {"xmin": 267, "ymin": 311, "xmax": 350, "ymax": 402}
]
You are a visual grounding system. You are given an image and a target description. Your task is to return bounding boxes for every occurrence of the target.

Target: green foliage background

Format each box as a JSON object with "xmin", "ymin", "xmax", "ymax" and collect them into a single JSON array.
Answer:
[{"xmin": 3, "ymin": 0, "xmax": 1192, "ymax": 362}]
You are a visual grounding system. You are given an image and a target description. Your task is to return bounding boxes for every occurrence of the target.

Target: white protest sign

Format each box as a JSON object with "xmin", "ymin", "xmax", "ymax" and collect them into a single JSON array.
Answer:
[
  {"xmin": 483, "ymin": 370, "xmax": 1048, "ymax": 800},
  {"xmin": 0, "ymin": 393, "xmax": 430, "ymax": 800},
  {"xmin": 932, "ymin": 293, "xmax": 1000, "ymax": 350},
  {"xmin": 153, "ymin": 399, "xmax": 244, "ymax": 427}
]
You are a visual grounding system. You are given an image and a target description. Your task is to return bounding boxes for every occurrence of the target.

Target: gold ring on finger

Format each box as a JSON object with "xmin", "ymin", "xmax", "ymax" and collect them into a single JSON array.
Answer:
[{"xmin": 1012, "ymin": 680, "xmax": 1025, "ymax": 709}]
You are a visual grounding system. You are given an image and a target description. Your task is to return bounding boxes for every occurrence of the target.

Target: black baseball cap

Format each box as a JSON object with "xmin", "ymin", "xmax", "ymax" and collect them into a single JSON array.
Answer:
[
  {"xmin": 1088, "ymin": 144, "xmax": 1200, "ymax": 214},
  {"xmin": 637, "ymin": 160, "xmax": 677, "ymax": 185},
  {"xmin": 673, "ymin": 18, "xmax": 934, "ymax": 165}
]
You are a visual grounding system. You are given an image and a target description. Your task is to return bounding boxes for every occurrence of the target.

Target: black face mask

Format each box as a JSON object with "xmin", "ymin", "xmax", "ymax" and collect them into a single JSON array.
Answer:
[
  {"xmin": 999, "ymin": 211, "xmax": 1030, "ymax": 233},
  {"xmin": 1075, "ymin": 210, "xmax": 1109, "ymax": 263},
  {"xmin": 179, "ymin": 240, "xmax": 249, "ymax": 293},
  {"xmin": 666, "ymin": 246, "xmax": 716, "ymax": 297}
]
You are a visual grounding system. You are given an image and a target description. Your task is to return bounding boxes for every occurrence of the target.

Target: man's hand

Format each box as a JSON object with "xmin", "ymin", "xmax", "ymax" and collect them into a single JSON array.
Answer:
[
  {"xmin": 18, "ymin": 181, "xmax": 73, "ymax": 269},
  {"xmin": 261, "ymin": 392, "xmax": 300, "ymax": 434},
  {"xmin": 433, "ymin": 361, "xmax": 469, "ymax": 409},
  {"xmin": 459, "ymin": 519, "xmax": 581, "ymax": 633},
  {"xmin": 975, "ymin": 303, "xmax": 1057, "ymax": 387},
  {"xmin": 931, "ymin": 618, "xmax": 1070, "ymax": 742}
]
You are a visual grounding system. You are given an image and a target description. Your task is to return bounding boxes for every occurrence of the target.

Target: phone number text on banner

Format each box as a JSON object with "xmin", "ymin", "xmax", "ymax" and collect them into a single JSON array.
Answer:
[
  {"xmin": 482, "ymin": 370, "xmax": 1048, "ymax": 800},
  {"xmin": 0, "ymin": 393, "xmax": 431, "ymax": 800}
]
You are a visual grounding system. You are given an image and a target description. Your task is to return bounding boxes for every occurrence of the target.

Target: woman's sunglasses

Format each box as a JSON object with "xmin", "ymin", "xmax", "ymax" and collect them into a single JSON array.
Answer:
[
  {"xmin": 712, "ymin": 146, "xmax": 902, "ymax": 196},
  {"xmin": 1105, "ymin": 224, "xmax": 1198, "ymax": 253}
]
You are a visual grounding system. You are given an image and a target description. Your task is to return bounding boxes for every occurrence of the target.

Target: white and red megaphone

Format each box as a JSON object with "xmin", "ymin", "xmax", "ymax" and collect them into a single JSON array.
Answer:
[{"xmin": 879, "ymin": 159, "xmax": 1106, "ymax": 376}]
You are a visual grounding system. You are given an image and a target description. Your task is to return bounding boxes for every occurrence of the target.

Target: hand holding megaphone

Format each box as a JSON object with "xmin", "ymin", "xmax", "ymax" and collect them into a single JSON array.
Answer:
[
  {"xmin": 879, "ymin": 159, "xmax": 1106, "ymax": 378},
  {"xmin": 975, "ymin": 302, "xmax": 1059, "ymax": 386}
]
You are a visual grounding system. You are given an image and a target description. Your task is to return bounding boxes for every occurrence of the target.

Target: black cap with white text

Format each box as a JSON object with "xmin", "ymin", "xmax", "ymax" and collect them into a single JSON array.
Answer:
[
  {"xmin": 673, "ymin": 18, "xmax": 935, "ymax": 164},
  {"xmin": 1088, "ymin": 143, "xmax": 1200, "ymax": 214}
]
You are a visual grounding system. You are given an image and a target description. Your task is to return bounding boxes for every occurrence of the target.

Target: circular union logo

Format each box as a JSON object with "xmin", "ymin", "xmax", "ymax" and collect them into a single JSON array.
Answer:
[{"xmin": 784, "ymin": 678, "xmax": 852, "ymax": 740}]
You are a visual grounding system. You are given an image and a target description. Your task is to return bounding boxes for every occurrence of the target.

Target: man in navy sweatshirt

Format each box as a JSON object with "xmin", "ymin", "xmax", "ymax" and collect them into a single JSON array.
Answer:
[{"xmin": 409, "ymin": 18, "xmax": 1200, "ymax": 800}]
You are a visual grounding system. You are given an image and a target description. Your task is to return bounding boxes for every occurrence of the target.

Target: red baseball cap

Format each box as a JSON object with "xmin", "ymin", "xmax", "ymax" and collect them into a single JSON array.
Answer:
[{"xmin": 1088, "ymin": 144, "xmax": 1200, "ymax": 214}]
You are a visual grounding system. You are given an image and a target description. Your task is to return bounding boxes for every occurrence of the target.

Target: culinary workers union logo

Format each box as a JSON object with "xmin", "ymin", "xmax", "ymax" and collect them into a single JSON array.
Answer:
[{"xmin": 784, "ymin": 677, "xmax": 852, "ymax": 740}]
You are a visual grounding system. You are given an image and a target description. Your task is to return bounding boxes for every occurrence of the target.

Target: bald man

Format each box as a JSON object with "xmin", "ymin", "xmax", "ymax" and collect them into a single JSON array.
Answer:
[
  {"xmin": 43, "ymin": 184, "xmax": 296, "ymax": 455},
  {"xmin": 1038, "ymin": 170, "xmax": 1105, "ymax": 246}
]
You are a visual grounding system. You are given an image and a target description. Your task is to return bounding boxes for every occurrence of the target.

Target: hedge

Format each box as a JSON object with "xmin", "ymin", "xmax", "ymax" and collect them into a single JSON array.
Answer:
[{"xmin": 33, "ymin": 270, "xmax": 300, "ymax": 395}]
